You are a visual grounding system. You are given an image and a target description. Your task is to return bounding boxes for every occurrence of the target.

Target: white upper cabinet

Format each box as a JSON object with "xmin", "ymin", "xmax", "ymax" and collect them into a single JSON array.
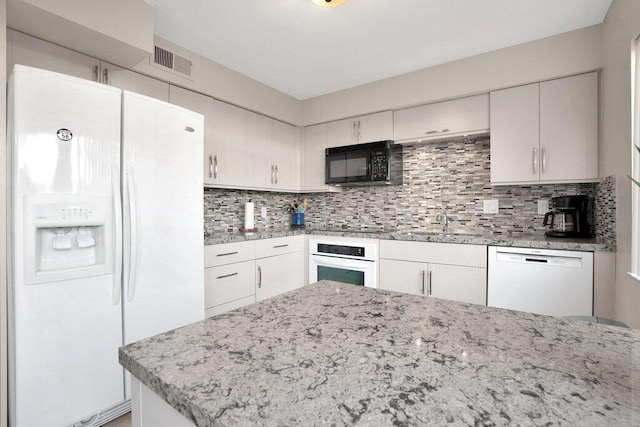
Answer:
[
  {"xmin": 327, "ymin": 111, "xmax": 393, "ymax": 146},
  {"xmin": 213, "ymin": 100, "xmax": 249, "ymax": 187},
  {"xmin": 490, "ymin": 84, "xmax": 540, "ymax": 183},
  {"xmin": 103, "ymin": 62, "xmax": 169, "ymax": 101},
  {"xmin": 169, "ymin": 86, "xmax": 216, "ymax": 185},
  {"xmin": 273, "ymin": 121, "xmax": 300, "ymax": 191},
  {"xmin": 8, "ymin": 30, "xmax": 169, "ymax": 101},
  {"xmin": 245, "ymin": 110, "xmax": 275, "ymax": 189},
  {"xmin": 490, "ymin": 73, "xmax": 598, "ymax": 185},
  {"xmin": 393, "ymin": 94, "xmax": 489, "ymax": 144},
  {"xmin": 302, "ymin": 123, "xmax": 333, "ymax": 192},
  {"xmin": 539, "ymin": 73, "xmax": 598, "ymax": 182},
  {"xmin": 8, "ymin": 29, "xmax": 99, "ymax": 80}
]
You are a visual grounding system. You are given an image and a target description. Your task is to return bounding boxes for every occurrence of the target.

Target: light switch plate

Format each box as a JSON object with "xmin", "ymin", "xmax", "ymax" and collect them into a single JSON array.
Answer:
[
  {"xmin": 483, "ymin": 199, "xmax": 499, "ymax": 214},
  {"xmin": 261, "ymin": 207, "xmax": 267, "ymax": 218},
  {"xmin": 537, "ymin": 199, "xmax": 549, "ymax": 215}
]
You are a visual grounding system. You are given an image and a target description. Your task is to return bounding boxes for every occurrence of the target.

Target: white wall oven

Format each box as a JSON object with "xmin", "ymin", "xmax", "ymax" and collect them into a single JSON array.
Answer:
[{"xmin": 309, "ymin": 239, "xmax": 377, "ymax": 287}]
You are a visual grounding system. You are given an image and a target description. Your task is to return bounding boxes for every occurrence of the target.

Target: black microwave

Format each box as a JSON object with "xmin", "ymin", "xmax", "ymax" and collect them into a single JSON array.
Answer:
[{"xmin": 325, "ymin": 141, "xmax": 402, "ymax": 186}]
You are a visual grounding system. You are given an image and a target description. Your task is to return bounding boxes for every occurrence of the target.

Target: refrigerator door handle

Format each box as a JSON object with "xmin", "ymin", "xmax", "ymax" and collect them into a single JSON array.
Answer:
[
  {"xmin": 112, "ymin": 165, "xmax": 122, "ymax": 305},
  {"xmin": 126, "ymin": 167, "xmax": 139, "ymax": 302}
]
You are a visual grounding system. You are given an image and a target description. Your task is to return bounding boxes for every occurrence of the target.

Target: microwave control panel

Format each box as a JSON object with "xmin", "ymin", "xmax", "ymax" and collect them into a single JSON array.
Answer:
[{"xmin": 371, "ymin": 152, "xmax": 388, "ymax": 180}]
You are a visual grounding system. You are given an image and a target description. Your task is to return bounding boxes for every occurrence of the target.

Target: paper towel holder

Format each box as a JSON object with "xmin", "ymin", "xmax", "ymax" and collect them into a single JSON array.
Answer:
[{"xmin": 239, "ymin": 227, "xmax": 258, "ymax": 233}]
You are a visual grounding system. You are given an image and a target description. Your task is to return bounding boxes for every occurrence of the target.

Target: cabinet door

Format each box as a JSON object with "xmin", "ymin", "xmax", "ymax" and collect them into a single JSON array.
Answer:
[
  {"xmin": 393, "ymin": 96, "xmax": 488, "ymax": 143},
  {"xmin": 213, "ymin": 100, "xmax": 248, "ymax": 186},
  {"xmin": 357, "ymin": 111, "xmax": 394, "ymax": 143},
  {"xmin": 256, "ymin": 252, "xmax": 302, "ymax": 301},
  {"xmin": 245, "ymin": 110, "xmax": 275, "ymax": 188},
  {"xmin": 380, "ymin": 259, "xmax": 429, "ymax": 296},
  {"xmin": 205, "ymin": 260, "xmax": 256, "ymax": 309},
  {"xmin": 490, "ymin": 83, "xmax": 540, "ymax": 184},
  {"xmin": 429, "ymin": 264, "xmax": 486, "ymax": 305},
  {"xmin": 103, "ymin": 62, "xmax": 169, "ymax": 101},
  {"xmin": 539, "ymin": 73, "xmax": 598, "ymax": 182},
  {"xmin": 327, "ymin": 117, "xmax": 357, "ymax": 147},
  {"xmin": 274, "ymin": 121, "xmax": 300, "ymax": 190},
  {"xmin": 302, "ymin": 123, "xmax": 330, "ymax": 191},
  {"xmin": 169, "ymin": 86, "xmax": 216, "ymax": 185},
  {"xmin": 8, "ymin": 29, "xmax": 100, "ymax": 81}
]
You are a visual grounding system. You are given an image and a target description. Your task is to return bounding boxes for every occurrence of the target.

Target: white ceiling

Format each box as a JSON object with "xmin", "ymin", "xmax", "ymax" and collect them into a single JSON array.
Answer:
[{"xmin": 145, "ymin": 0, "xmax": 612, "ymax": 100}]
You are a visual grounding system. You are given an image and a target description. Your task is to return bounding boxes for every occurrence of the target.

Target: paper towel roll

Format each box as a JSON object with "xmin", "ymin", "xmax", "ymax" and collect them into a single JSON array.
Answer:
[{"xmin": 244, "ymin": 201, "xmax": 255, "ymax": 230}]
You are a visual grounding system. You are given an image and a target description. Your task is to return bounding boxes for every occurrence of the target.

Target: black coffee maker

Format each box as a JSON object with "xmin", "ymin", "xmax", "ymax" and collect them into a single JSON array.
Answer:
[{"xmin": 542, "ymin": 195, "xmax": 591, "ymax": 238}]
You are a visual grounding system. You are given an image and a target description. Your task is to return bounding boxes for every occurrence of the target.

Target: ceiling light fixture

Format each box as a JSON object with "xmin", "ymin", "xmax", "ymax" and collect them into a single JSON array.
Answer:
[{"xmin": 310, "ymin": 0, "xmax": 347, "ymax": 8}]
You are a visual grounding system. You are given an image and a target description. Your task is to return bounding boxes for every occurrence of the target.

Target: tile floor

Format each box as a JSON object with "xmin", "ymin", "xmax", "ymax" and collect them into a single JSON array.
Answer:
[{"xmin": 104, "ymin": 412, "xmax": 131, "ymax": 427}]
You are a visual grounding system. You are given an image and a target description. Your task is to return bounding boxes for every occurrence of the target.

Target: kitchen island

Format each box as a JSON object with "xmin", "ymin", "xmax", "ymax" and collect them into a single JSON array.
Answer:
[{"xmin": 119, "ymin": 280, "xmax": 639, "ymax": 426}]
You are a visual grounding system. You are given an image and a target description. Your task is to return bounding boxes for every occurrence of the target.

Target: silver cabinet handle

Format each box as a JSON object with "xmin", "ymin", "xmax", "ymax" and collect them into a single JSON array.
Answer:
[
  {"xmin": 275, "ymin": 165, "xmax": 279, "ymax": 184},
  {"xmin": 93, "ymin": 65, "xmax": 99, "ymax": 82},
  {"xmin": 352, "ymin": 121, "xmax": 357, "ymax": 141},
  {"xmin": 270, "ymin": 165, "xmax": 274, "ymax": 184},
  {"xmin": 273, "ymin": 244, "xmax": 289, "ymax": 248},
  {"xmin": 216, "ymin": 272, "xmax": 238, "ymax": 280},
  {"xmin": 533, "ymin": 147, "xmax": 538, "ymax": 174},
  {"xmin": 208, "ymin": 155, "xmax": 213, "ymax": 179},
  {"xmin": 427, "ymin": 270, "xmax": 433, "ymax": 296},
  {"xmin": 216, "ymin": 251, "xmax": 238, "ymax": 257},
  {"xmin": 357, "ymin": 120, "xmax": 361, "ymax": 142},
  {"xmin": 103, "ymin": 67, "xmax": 109, "ymax": 85},
  {"xmin": 541, "ymin": 147, "xmax": 546, "ymax": 174},
  {"xmin": 257, "ymin": 266, "xmax": 262, "ymax": 288},
  {"xmin": 214, "ymin": 155, "xmax": 218, "ymax": 179},
  {"xmin": 421, "ymin": 270, "xmax": 426, "ymax": 295},
  {"xmin": 425, "ymin": 129, "xmax": 450, "ymax": 135}
]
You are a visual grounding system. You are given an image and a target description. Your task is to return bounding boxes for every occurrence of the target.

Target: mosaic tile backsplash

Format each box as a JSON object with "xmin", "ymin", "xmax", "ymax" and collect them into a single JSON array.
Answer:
[{"xmin": 204, "ymin": 138, "xmax": 616, "ymax": 242}]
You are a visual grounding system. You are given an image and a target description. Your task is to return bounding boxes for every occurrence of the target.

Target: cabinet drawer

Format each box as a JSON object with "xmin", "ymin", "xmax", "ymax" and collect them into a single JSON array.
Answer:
[
  {"xmin": 380, "ymin": 240, "xmax": 485, "ymax": 267},
  {"xmin": 205, "ymin": 295, "xmax": 256, "ymax": 318},
  {"xmin": 205, "ymin": 241, "xmax": 255, "ymax": 267},
  {"xmin": 255, "ymin": 236, "xmax": 303, "ymax": 259},
  {"xmin": 205, "ymin": 260, "xmax": 255, "ymax": 308}
]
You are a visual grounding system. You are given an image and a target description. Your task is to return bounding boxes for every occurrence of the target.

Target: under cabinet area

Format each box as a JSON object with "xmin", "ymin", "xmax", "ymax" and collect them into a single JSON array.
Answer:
[
  {"xmin": 204, "ymin": 236, "xmax": 304, "ymax": 317},
  {"xmin": 490, "ymin": 72, "xmax": 598, "ymax": 185},
  {"xmin": 379, "ymin": 241, "xmax": 487, "ymax": 305},
  {"xmin": 393, "ymin": 94, "xmax": 489, "ymax": 144}
]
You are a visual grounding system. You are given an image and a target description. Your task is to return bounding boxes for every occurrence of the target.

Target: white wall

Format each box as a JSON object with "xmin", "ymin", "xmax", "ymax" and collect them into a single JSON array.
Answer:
[
  {"xmin": 130, "ymin": 36, "xmax": 303, "ymax": 126},
  {"xmin": 1, "ymin": 0, "xmax": 7, "ymax": 424},
  {"xmin": 302, "ymin": 25, "xmax": 603, "ymax": 125},
  {"xmin": 7, "ymin": 0, "xmax": 153, "ymax": 67},
  {"xmin": 601, "ymin": 0, "xmax": 640, "ymax": 329}
]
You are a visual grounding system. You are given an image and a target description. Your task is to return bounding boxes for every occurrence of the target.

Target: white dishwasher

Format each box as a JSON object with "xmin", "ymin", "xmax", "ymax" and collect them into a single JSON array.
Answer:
[{"xmin": 487, "ymin": 246, "xmax": 593, "ymax": 317}]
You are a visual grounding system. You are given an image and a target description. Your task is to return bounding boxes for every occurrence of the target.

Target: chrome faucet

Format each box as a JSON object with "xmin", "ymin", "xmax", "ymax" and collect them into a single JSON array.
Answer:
[{"xmin": 436, "ymin": 213, "xmax": 449, "ymax": 233}]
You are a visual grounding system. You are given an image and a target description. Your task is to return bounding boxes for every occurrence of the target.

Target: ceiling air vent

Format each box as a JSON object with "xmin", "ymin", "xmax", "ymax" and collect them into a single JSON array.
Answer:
[{"xmin": 150, "ymin": 45, "xmax": 193, "ymax": 79}]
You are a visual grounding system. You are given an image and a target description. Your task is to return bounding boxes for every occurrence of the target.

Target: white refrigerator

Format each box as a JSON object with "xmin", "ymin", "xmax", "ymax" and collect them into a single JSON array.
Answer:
[{"xmin": 8, "ymin": 65, "xmax": 205, "ymax": 427}]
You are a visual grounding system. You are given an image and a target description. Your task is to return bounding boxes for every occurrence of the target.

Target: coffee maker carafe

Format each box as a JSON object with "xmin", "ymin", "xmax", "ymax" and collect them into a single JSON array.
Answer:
[{"xmin": 542, "ymin": 195, "xmax": 591, "ymax": 238}]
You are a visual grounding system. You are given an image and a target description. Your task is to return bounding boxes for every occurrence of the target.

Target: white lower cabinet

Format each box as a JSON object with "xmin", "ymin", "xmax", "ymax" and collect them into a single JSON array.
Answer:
[
  {"xmin": 204, "ymin": 236, "xmax": 303, "ymax": 316},
  {"xmin": 256, "ymin": 251, "xmax": 303, "ymax": 301},
  {"xmin": 379, "ymin": 241, "xmax": 487, "ymax": 305}
]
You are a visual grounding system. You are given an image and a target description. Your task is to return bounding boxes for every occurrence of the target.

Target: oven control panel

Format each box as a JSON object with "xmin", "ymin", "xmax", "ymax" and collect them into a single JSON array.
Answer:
[{"xmin": 317, "ymin": 243, "xmax": 365, "ymax": 258}]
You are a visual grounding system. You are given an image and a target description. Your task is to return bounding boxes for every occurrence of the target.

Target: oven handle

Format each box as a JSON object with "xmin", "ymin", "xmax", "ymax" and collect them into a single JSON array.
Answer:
[
  {"xmin": 310, "ymin": 254, "xmax": 375, "ymax": 263},
  {"xmin": 311, "ymin": 258, "xmax": 370, "ymax": 271}
]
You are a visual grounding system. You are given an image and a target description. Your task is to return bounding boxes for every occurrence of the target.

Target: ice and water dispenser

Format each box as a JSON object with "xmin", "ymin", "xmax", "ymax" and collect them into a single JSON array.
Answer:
[{"xmin": 23, "ymin": 194, "xmax": 114, "ymax": 284}]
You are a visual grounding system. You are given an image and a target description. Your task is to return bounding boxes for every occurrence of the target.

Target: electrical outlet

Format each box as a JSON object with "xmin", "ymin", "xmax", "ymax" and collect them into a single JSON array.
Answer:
[
  {"xmin": 483, "ymin": 199, "xmax": 499, "ymax": 214},
  {"xmin": 537, "ymin": 199, "xmax": 549, "ymax": 215},
  {"xmin": 261, "ymin": 207, "xmax": 267, "ymax": 218}
]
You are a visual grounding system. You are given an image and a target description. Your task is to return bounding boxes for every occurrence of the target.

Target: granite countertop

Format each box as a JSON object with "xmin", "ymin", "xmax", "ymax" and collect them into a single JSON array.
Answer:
[
  {"xmin": 204, "ymin": 227, "xmax": 615, "ymax": 252},
  {"xmin": 120, "ymin": 281, "xmax": 639, "ymax": 426}
]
